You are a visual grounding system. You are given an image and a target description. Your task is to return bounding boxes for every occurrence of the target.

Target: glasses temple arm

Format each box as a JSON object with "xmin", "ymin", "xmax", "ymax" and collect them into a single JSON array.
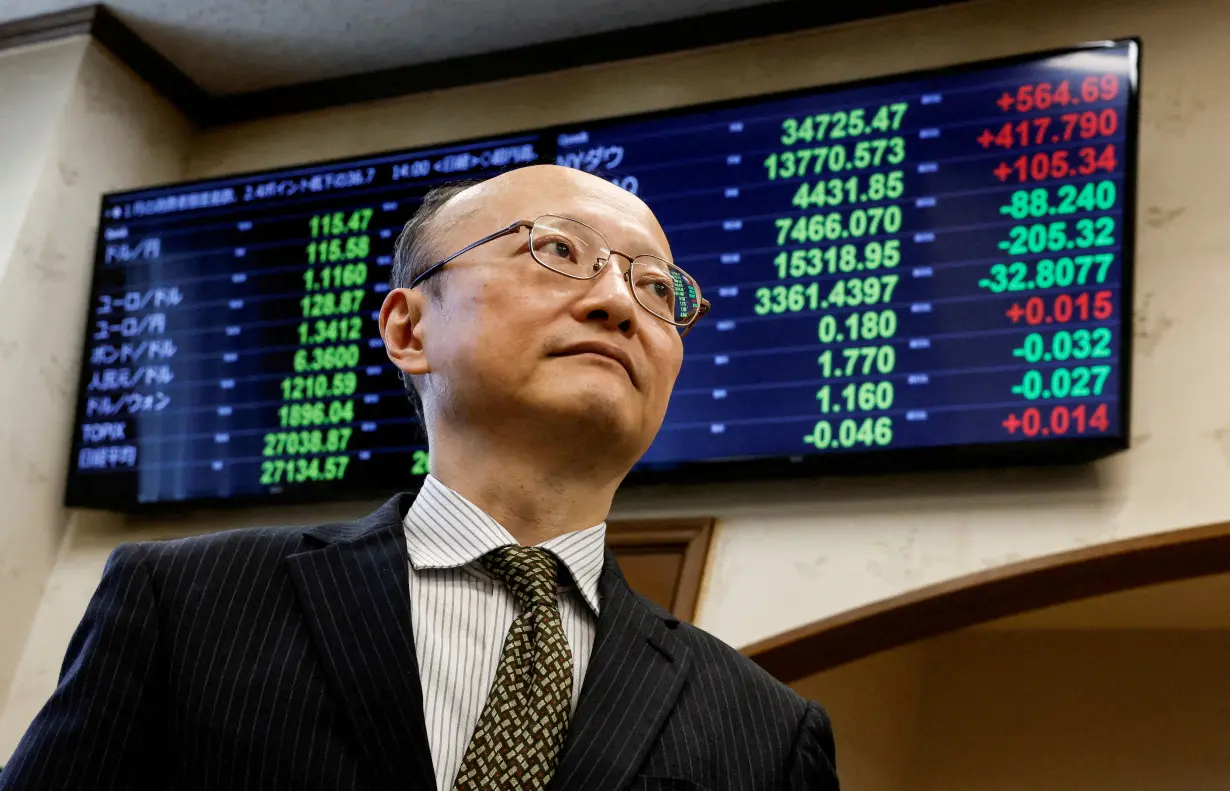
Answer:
[{"xmin": 408, "ymin": 220, "xmax": 530, "ymax": 289}]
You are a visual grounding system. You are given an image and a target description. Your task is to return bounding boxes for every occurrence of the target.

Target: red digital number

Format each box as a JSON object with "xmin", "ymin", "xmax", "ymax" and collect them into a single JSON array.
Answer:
[
  {"xmin": 997, "ymin": 74, "xmax": 1120, "ymax": 112},
  {"xmin": 994, "ymin": 145, "xmax": 1117, "ymax": 183},
  {"xmin": 1005, "ymin": 290, "xmax": 1114, "ymax": 326},
  {"xmin": 1002, "ymin": 403, "xmax": 1111, "ymax": 437}
]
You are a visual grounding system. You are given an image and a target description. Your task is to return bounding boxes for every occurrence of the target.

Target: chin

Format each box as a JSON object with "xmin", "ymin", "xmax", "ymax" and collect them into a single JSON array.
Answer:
[{"xmin": 537, "ymin": 383, "xmax": 640, "ymax": 442}]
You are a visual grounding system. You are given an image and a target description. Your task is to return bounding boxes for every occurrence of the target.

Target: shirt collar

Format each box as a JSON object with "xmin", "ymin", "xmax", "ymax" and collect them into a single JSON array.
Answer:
[{"xmin": 403, "ymin": 474, "xmax": 606, "ymax": 616}]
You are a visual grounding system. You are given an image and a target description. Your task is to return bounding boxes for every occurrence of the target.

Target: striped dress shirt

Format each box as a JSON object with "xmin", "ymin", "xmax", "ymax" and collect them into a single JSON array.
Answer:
[{"xmin": 402, "ymin": 475, "xmax": 606, "ymax": 791}]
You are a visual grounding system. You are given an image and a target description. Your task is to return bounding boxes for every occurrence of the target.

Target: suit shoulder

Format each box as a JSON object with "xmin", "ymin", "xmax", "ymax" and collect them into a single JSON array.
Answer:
[
  {"xmin": 637, "ymin": 594, "xmax": 810, "ymax": 713},
  {"xmin": 138, "ymin": 523, "xmax": 308, "ymax": 561}
]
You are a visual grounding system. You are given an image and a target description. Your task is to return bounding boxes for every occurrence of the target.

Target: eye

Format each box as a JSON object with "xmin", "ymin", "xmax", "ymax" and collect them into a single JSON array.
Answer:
[{"xmin": 537, "ymin": 236, "xmax": 575, "ymax": 261}]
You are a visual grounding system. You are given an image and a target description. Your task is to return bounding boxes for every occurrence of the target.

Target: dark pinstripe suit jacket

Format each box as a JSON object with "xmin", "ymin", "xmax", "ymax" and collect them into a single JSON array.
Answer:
[{"xmin": 1, "ymin": 494, "xmax": 838, "ymax": 791}]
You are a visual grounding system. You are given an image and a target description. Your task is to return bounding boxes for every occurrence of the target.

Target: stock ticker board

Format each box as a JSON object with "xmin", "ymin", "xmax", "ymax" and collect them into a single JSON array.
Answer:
[{"xmin": 67, "ymin": 40, "xmax": 1140, "ymax": 509}]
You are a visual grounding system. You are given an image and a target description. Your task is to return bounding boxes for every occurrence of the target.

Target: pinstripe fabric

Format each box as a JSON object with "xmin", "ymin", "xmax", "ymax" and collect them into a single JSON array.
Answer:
[
  {"xmin": 0, "ymin": 493, "xmax": 839, "ymax": 791},
  {"xmin": 403, "ymin": 475, "xmax": 604, "ymax": 790}
]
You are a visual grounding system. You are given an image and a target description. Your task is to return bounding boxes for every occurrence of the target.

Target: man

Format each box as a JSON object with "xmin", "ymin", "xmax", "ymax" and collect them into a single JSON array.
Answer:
[{"xmin": 1, "ymin": 165, "xmax": 838, "ymax": 790}]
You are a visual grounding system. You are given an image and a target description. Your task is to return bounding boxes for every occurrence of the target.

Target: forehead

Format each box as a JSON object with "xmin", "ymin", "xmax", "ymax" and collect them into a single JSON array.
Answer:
[{"xmin": 445, "ymin": 166, "xmax": 671, "ymax": 257}]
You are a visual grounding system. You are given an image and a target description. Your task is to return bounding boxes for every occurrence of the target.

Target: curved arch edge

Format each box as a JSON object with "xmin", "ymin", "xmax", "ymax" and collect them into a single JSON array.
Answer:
[{"xmin": 742, "ymin": 520, "xmax": 1230, "ymax": 683}]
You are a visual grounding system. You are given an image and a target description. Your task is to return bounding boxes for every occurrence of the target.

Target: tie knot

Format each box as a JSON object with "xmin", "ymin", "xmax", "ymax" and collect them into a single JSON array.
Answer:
[{"xmin": 482, "ymin": 546, "xmax": 559, "ymax": 610}]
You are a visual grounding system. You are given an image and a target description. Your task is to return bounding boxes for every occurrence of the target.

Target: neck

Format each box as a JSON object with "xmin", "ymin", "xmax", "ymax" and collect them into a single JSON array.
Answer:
[{"xmin": 425, "ymin": 423, "xmax": 625, "ymax": 546}]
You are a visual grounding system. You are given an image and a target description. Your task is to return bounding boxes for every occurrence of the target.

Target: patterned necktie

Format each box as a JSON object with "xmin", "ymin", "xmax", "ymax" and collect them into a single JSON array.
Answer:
[{"xmin": 452, "ymin": 546, "xmax": 574, "ymax": 791}]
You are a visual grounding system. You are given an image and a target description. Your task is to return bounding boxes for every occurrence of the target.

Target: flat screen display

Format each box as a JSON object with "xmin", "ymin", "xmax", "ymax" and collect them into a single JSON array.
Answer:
[{"xmin": 68, "ymin": 40, "xmax": 1139, "ymax": 510}]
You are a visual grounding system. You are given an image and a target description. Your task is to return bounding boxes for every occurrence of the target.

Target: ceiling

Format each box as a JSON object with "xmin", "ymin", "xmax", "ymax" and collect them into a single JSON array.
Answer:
[
  {"xmin": 0, "ymin": 0, "xmax": 782, "ymax": 94},
  {"xmin": 979, "ymin": 572, "xmax": 1230, "ymax": 631}
]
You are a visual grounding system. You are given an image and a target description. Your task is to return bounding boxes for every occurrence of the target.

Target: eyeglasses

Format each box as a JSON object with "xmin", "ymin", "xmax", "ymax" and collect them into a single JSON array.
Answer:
[{"xmin": 410, "ymin": 214, "xmax": 710, "ymax": 335}]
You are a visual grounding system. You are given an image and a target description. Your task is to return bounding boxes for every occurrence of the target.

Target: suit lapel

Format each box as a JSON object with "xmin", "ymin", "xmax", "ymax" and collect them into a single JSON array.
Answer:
[
  {"xmin": 550, "ymin": 551, "xmax": 691, "ymax": 791},
  {"xmin": 286, "ymin": 494, "xmax": 436, "ymax": 790}
]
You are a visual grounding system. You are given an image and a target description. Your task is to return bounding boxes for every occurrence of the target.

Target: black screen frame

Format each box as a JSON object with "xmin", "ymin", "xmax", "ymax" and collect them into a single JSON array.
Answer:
[{"xmin": 65, "ymin": 37, "xmax": 1142, "ymax": 513}]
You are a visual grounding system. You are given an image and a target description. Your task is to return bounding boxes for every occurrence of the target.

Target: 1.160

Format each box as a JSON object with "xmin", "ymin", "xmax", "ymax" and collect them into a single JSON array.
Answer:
[{"xmin": 816, "ymin": 381, "xmax": 894, "ymax": 414}]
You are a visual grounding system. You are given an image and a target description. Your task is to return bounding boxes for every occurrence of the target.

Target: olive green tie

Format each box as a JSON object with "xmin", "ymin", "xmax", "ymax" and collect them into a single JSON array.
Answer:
[{"xmin": 452, "ymin": 546, "xmax": 574, "ymax": 791}]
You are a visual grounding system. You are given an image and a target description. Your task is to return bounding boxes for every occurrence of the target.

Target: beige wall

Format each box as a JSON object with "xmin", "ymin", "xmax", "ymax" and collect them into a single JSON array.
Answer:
[
  {"xmin": 794, "ymin": 628, "xmax": 1230, "ymax": 791},
  {"xmin": 5, "ymin": 0, "xmax": 1230, "ymax": 762},
  {"xmin": 0, "ymin": 38, "xmax": 192, "ymax": 725}
]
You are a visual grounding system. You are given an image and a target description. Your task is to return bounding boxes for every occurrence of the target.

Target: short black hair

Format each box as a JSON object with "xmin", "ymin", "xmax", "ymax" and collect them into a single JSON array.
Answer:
[
  {"xmin": 389, "ymin": 180, "xmax": 482, "ymax": 433},
  {"xmin": 390, "ymin": 179, "xmax": 482, "ymax": 293}
]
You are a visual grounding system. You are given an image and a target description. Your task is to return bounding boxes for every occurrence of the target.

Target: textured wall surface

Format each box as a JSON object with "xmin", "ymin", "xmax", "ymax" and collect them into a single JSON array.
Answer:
[{"xmin": 0, "ymin": 39, "xmax": 192, "ymax": 734}]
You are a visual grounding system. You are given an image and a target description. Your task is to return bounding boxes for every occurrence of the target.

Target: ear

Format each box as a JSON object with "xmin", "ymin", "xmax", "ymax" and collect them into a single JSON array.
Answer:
[{"xmin": 379, "ymin": 287, "xmax": 431, "ymax": 378}]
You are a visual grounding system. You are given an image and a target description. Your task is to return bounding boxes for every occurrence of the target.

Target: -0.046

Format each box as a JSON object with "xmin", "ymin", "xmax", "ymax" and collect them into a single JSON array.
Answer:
[{"xmin": 805, "ymin": 417, "xmax": 893, "ymax": 449}]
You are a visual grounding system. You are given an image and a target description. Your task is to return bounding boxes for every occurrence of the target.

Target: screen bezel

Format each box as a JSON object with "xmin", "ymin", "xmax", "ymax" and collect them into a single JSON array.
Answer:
[{"xmin": 65, "ymin": 37, "xmax": 1142, "ymax": 513}]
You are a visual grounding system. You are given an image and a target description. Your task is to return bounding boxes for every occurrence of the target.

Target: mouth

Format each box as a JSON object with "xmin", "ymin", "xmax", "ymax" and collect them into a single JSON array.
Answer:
[{"xmin": 551, "ymin": 342, "xmax": 637, "ymax": 387}]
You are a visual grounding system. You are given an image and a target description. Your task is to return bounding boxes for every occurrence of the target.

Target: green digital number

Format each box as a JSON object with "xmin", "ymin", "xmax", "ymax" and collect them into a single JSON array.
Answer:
[
  {"xmin": 1002, "ymin": 218, "xmax": 1116, "ymax": 255},
  {"xmin": 817, "ymin": 345, "xmax": 897, "ymax": 377},
  {"xmin": 1012, "ymin": 328, "xmax": 1113, "ymax": 363},
  {"xmin": 309, "ymin": 208, "xmax": 374, "ymax": 238},
  {"xmin": 1000, "ymin": 181, "xmax": 1117, "ymax": 219},
  {"xmin": 773, "ymin": 240, "xmax": 902, "ymax": 278},
  {"xmin": 779, "ymin": 102, "xmax": 908, "ymax": 145},
  {"xmin": 979, "ymin": 253, "xmax": 1115, "ymax": 293},
  {"xmin": 815, "ymin": 310, "xmax": 898, "ymax": 343},
  {"xmin": 1013, "ymin": 365, "xmax": 1112, "ymax": 400},
  {"xmin": 804, "ymin": 417, "xmax": 893, "ymax": 449}
]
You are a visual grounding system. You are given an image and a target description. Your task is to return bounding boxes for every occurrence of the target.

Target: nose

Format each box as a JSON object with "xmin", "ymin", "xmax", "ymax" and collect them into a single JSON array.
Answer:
[{"xmin": 570, "ymin": 254, "xmax": 641, "ymax": 337}]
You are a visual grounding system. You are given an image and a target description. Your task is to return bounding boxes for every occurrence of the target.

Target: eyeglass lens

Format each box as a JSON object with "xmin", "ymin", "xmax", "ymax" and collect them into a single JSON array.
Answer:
[{"xmin": 528, "ymin": 215, "xmax": 703, "ymax": 328}]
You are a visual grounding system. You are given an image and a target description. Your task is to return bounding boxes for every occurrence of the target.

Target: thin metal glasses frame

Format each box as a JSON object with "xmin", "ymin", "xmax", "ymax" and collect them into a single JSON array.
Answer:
[{"xmin": 408, "ymin": 215, "xmax": 710, "ymax": 335}]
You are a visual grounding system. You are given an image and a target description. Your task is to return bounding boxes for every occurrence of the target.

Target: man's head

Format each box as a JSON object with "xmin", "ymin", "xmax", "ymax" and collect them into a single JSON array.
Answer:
[{"xmin": 379, "ymin": 165, "xmax": 693, "ymax": 479}]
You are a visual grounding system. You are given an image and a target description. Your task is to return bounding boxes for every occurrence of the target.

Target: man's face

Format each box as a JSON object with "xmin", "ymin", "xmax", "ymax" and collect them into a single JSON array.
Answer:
[{"xmin": 381, "ymin": 165, "xmax": 685, "ymax": 466}]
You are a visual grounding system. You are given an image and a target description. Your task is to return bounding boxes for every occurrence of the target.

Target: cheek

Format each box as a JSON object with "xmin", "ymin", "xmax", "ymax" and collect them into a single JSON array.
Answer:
[
  {"xmin": 647, "ymin": 335, "xmax": 684, "ymax": 406},
  {"xmin": 445, "ymin": 282, "xmax": 558, "ymax": 377}
]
